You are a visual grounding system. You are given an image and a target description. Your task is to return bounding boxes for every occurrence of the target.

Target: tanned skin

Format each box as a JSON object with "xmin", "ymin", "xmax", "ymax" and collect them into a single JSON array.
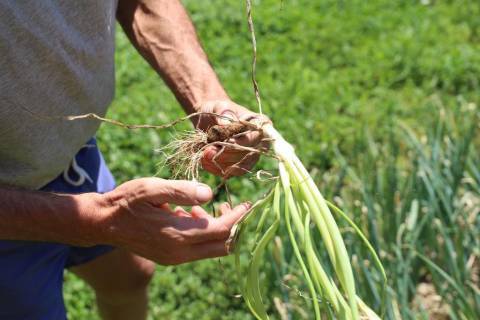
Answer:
[
  {"xmin": 0, "ymin": 179, "xmax": 250, "ymax": 262},
  {"xmin": 1, "ymin": 1, "xmax": 269, "ymax": 319}
]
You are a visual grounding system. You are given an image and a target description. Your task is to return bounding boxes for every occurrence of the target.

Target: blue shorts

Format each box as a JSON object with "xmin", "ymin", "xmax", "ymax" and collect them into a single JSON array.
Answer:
[{"xmin": 0, "ymin": 138, "xmax": 116, "ymax": 320}]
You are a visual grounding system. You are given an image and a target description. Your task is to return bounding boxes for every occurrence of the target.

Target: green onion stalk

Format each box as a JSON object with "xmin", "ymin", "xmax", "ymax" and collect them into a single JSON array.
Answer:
[{"xmin": 234, "ymin": 124, "xmax": 386, "ymax": 320}]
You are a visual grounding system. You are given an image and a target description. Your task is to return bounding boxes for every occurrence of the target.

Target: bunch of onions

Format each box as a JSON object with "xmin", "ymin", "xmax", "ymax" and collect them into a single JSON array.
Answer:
[{"xmin": 232, "ymin": 124, "xmax": 385, "ymax": 320}]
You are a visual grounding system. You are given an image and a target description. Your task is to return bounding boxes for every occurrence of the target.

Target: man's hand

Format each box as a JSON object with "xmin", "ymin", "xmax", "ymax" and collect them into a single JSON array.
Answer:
[
  {"xmin": 92, "ymin": 178, "xmax": 250, "ymax": 265},
  {"xmin": 196, "ymin": 100, "xmax": 271, "ymax": 178},
  {"xmin": 117, "ymin": 1, "xmax": 271, "ymax": 177}
]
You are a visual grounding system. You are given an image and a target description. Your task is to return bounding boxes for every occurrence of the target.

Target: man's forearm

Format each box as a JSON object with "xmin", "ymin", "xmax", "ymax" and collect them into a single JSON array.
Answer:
[
  {"xmin": 0, "ymin": 188, "xmax": 105, "ymax": 246},
  {"xmin": 117, "ymin": 0, "xmax": 229, "ymax": 114}
]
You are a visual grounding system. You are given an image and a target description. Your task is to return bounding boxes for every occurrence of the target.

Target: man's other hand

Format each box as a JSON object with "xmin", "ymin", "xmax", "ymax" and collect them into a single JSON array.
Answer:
[
  {"xmin": 195, "ymin": 100, "xmax": 271, "ymax": 178},
  {"xmin": 91, "ymin": 178, "xmax": 250, "ymax": 265}
]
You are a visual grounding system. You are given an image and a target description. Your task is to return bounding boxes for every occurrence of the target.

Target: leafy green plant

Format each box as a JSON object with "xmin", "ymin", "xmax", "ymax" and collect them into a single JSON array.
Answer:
[{"xmin": 337, "ymin": 105, "xmax": 479, "ymax": 319}]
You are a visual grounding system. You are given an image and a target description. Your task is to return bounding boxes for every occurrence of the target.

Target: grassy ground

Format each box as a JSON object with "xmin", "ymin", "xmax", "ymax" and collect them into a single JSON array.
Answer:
[{"xmin": 64, "ymin": 0, "xmax": 480, "ymax": 319}]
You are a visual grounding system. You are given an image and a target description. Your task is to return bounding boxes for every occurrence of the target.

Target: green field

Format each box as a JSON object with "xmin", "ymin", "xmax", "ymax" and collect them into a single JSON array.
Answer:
[{"xmin": 64, "ymin": 0, "xmax": 480, "ymax": 319}]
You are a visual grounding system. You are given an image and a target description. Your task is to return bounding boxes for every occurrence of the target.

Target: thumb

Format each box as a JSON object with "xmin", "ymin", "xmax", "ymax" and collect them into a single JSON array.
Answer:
[{"xmin": 127, "ymin": 178, "xmax": 213, "ymax": 206}]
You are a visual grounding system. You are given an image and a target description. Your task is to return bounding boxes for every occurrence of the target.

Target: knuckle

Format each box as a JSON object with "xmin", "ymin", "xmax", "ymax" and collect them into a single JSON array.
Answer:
[
  {"xmin": 168, "ymin": 180, "xmax": 196, "ymax": 200},
  {"xmin": 171, "ymin": 186, "xmax": 186, "ymax": 200},
  {"xmin": 158, "ymin": 183, "xmax": 180, "ymax": 200},
  {"xmin": 133, "ymin": 179, "xmax": 149, "ymax": 200},
  {"xmin": 159, "ymin": 185, "xmax": 174, "ymax": 199}
]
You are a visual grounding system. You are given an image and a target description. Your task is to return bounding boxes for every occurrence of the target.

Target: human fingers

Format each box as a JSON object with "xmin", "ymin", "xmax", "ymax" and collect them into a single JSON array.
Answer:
[
  {"xmin": 186, "ymin": 240, "xmax": 231, "ymax": 261},
  {"xmin": 201, "ymin": 146, "xmax": 260, "ymax": 177},
  {"xmin": 190, "ymin": 205, "xmax": 211, "ymax": 219},
  {"xmin": 173, "ymin": 206, "xmax": 191, "ymax": 217},
  {"xmin": 217, "ymin": 203, "xmax": 231, "ymax": 216},
  {"xmin": 116, "ymin": 178, "xmax": 213, "ymax": 206},
  {"xmin": 217, "ymin": 202, "xmax": 252, "ymax": 229},
  {"xmin": 176, "ymin": 202, "xmax": 250, "ymax": 244},
  {"xmin": 184, "ymin": 203, "xmax": 253, "ymax": 260},
  {"xmin": 165, "ymin": 240, "xmax": 230, "ymax": 265}
]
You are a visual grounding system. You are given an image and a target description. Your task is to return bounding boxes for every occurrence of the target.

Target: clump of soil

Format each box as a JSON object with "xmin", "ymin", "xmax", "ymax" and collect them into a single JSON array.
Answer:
[{"xmin": 207, "ymin": 122, "xmax": 250, "ymax": 143}]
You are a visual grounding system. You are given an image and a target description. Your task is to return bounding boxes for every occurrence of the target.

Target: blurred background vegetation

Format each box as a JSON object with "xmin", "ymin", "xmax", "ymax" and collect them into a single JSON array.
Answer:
[{"xmin": 64, "ymin": 0, "xmax": 480, "ymax": 319}]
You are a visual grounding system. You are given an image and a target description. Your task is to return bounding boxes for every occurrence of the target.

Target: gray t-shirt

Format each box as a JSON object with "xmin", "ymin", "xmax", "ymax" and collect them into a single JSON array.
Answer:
[{"xmin": 0, "ymin": 0, "xmax": 118, "ymax": 189}]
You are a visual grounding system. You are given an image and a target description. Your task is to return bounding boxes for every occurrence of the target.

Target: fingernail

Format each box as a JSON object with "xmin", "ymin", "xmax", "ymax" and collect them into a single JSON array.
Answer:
[
  {"xmin": 219, "ymin": 110, "xmax": 236, "ymax": 125},
  {"xmin": 196, "ymin": 184, "xmax": 212, "ymax": 202}
]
